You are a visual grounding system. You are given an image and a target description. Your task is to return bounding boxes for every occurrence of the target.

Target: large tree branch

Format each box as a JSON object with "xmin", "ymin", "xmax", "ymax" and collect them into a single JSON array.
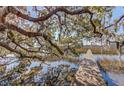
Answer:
[
  {"xmin": 0, "ymin": 41, "xmax": 45, "ymax": 61},
  {"xmin": 7, "ymin": 32, "xmax": 59, "ymax": 56},
  {"xmin": 0, "ymin": 42, "xmax": 22, "ymax": 55},
  {"xmin": 0, "ymin": 23, "xmax": 64, "ymax": 55},
  {"xmin": 1, "ymin": 6, "xmax": 101, "ymax": 36},
  {"xmin": 89, "ymin": 13, "xmax": 103, "ymax": 37},
  {"xmin": 7, "ymin": 33, "xmax": 39, "ymax": 53},
  {"xmin": 2, "ymin": 6, "xmax": 92, "ymax": 23},
  {"xmin": 104, "ymin": 15, "xmax": 124, "ymax": 29}
]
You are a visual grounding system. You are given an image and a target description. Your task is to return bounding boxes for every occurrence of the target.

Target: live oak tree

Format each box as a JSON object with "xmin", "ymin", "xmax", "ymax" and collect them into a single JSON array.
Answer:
[{"xmin": 0, "ymin": 6, "xmax": 124, "ymax": 61}]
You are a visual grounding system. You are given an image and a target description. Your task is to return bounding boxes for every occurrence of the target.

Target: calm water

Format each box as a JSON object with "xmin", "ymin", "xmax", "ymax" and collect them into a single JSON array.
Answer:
[
  {"xmin": 30, "ymin": 60, "xmax": 79, "ymax": 73},
  {"xmin": 0, "ymin": 54, "xmax": 124, "ymax": 86}
]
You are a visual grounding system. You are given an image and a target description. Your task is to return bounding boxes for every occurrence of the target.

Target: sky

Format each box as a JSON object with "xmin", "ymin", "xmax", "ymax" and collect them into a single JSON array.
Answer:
[{"xmin": 112, "ymin": 6, "xmax": 124, "ymax": 34}]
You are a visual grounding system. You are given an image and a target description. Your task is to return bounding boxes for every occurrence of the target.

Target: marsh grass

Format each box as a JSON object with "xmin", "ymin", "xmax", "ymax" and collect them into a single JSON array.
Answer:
[
  {"xmin": 75, "ymin": 46, "xmax": 119, "ymax": 55},
  {"xmin": 98, "ymin": 58, "xmax": 124, "ymax": 73}
]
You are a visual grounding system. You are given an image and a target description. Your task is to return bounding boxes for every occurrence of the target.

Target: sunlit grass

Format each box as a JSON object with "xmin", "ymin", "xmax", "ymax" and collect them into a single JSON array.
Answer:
[
  {"xmin": 75, "ymin": 46, "xmax": 120, "ymax": 55},
  {"xmin": 98, "ymin": 58, "xmax": 124, "ymax": 73}
]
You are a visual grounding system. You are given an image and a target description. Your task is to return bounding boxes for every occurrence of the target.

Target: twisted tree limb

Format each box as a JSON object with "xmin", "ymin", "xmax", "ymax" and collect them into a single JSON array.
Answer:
[
  {"xmin": 104, "ymin": 15, "xmax": 124, "ymax": 29},
  {"xmin": 0, "ymin": 23, "xmax": 64, "ymax": 55},
  {"xmin": 2, "ymin": 6, "xmax": 92, "ymax": 23}
]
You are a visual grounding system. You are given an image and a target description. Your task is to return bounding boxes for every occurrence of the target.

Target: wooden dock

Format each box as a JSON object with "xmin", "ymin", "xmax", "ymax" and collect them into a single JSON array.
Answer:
[{"xmin": 75, "ymin": 49, "xmax": 106, "ymax": 85}]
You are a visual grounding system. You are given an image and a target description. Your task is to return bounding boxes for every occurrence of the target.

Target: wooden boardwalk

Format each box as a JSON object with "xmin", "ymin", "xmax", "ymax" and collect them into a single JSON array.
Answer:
[{"xmin": 75, "ymin": 49, "xmax": 106, "ymax": 85}]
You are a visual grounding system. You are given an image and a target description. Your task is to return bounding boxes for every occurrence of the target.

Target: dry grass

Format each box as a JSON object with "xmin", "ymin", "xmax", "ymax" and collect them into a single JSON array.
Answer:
[
  {"xmin": 44, "ymin": 55, "xmax": 80, "ymax": 64},
  {"xmin": 98, "ymin": 58, "xmax": 124, "ymax": 73},
  {"xmin": 75, "ymin": 46, "xmax": 119, "ymax": 55},
  {"xmin": 43, "ymin": 55, "xmax": 61, "ymax": 61}
]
